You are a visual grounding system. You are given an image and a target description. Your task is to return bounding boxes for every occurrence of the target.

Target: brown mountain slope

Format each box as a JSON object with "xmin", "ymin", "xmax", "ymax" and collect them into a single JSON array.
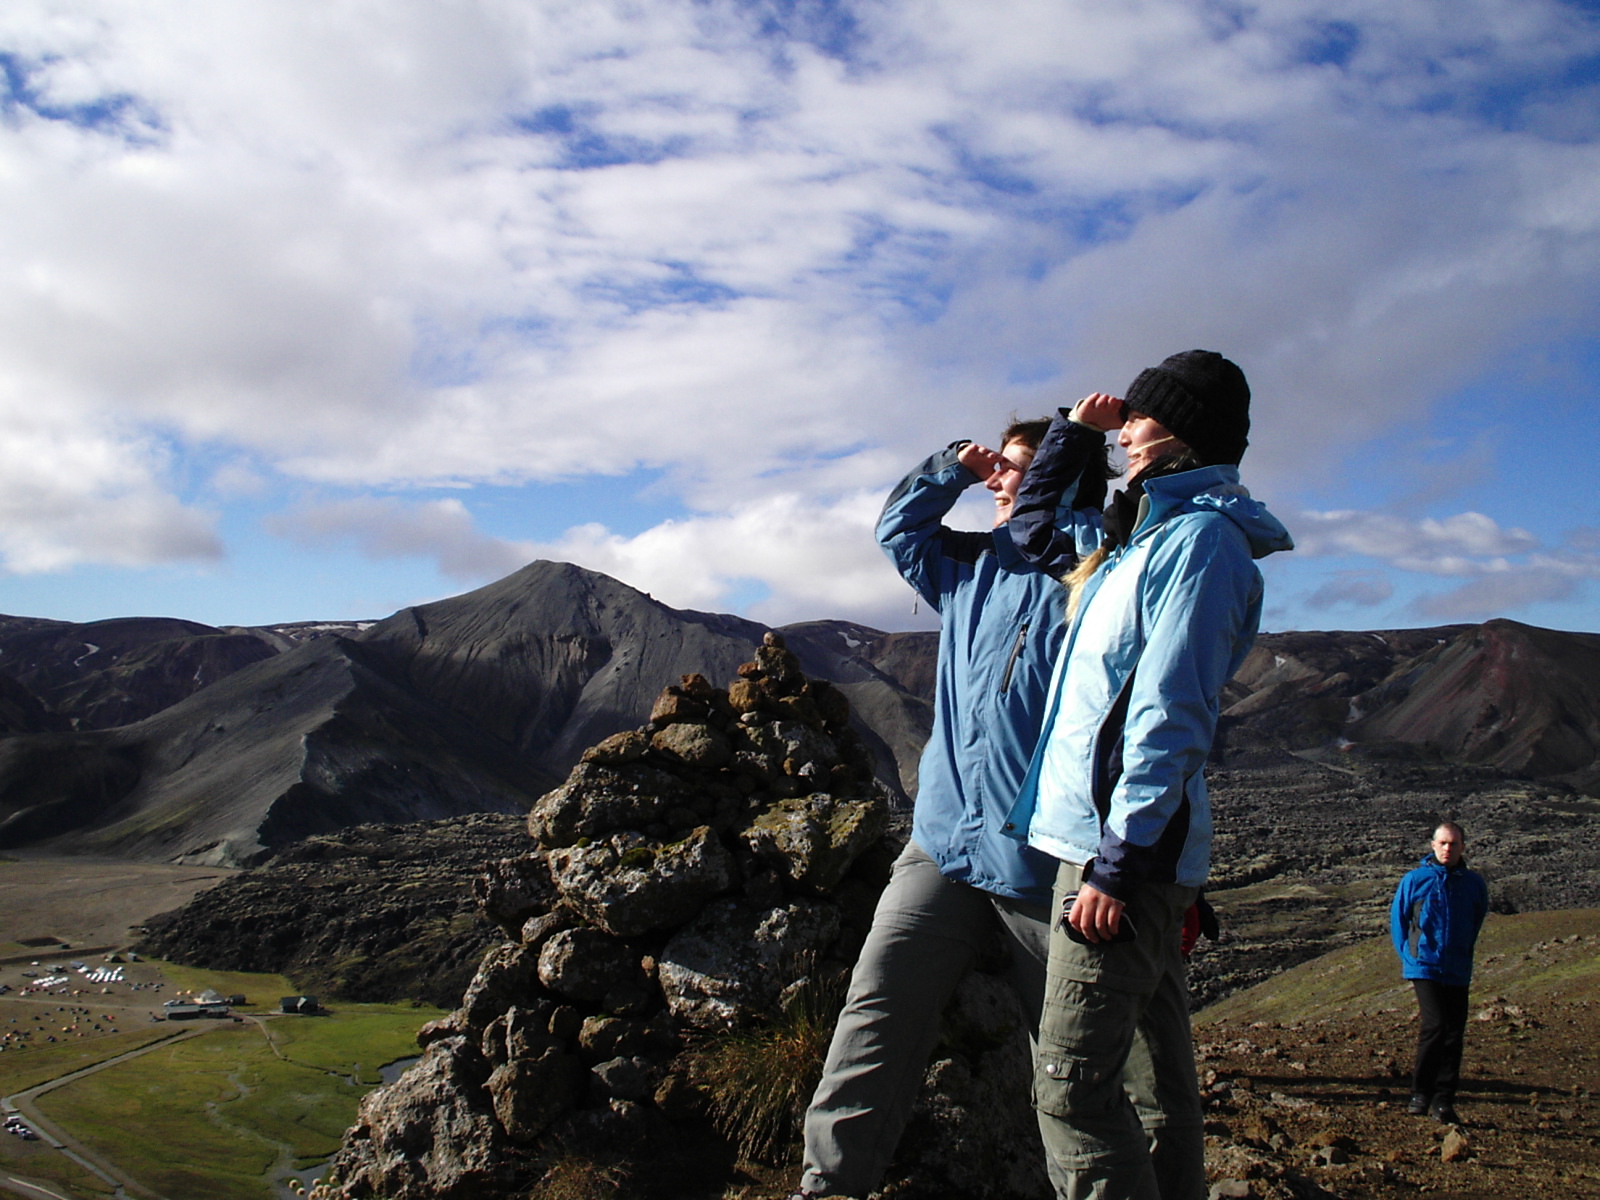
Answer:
[
  {"xmin": 1222, "ymin": 621, "xmax": 1600, "ymax": 792},
  {"xmin": 1348, "ymin": 619, "xmax": 1600, "ymax": 786}
]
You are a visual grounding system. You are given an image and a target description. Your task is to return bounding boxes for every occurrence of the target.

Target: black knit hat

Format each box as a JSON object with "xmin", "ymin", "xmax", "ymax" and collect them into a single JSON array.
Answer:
[{"xmin": 1123, "ymin": 349, "xmax": 1251, "ymax": 466}]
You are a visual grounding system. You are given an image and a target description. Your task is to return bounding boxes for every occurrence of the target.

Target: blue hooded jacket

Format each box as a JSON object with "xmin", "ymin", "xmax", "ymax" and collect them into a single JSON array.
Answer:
[
  {"xmin": 1391, "ymin": 854, "xmax": 1489, "ymax": 986},
  {"xmin": 1004, "ymin": 461, "xmax": 1293, "ymax": 899},
  {"xmin": 878, "ymin": 440, "xmax": 1102, "ymax": 903}
]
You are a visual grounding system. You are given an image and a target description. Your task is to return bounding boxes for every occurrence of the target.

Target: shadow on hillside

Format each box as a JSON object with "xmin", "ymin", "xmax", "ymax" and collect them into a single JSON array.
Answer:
[{"xmin": 1228, "ymin": 1069, "xmax": 1553, "ymax": 1106}]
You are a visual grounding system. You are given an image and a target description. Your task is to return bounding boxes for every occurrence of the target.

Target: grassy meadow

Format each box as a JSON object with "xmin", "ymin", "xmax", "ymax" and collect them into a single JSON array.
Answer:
[{"xmin": 3, "ymin": 961, "xmax": 441, "ymax": 1200}]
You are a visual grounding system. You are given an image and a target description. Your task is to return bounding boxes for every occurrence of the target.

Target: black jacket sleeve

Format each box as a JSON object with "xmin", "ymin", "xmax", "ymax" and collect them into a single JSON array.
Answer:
[{"xmin": 1007, "ymin": 409, "xmax": 1109, "ymax": 577}]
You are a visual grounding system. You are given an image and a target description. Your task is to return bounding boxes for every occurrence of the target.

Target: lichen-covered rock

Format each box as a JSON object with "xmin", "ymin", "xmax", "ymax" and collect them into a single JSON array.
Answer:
[
  {"xmin": 321, "ymin": 1034, "xmax": 515, "ymax": 1200},
  {"xmin": 591, "ymin": 1054, "xmax": 655, "ymax": 1103},
  {"xmin": 657, "ymin": 897, "xmax": 842, "ymax": 1027},
  {"xmin": 316, "ymin": 649, "xmax": 929, "ymax": 1200},
  {"xmin": 650, "ymin": 687, "xmax": 710, "ymax": 726},
  {"xmin": 527, "ymin": 761, "xmax": 695, "ymax": 846},
  {"xmin": 517, "ymin": 907, "xmax": 576, "ymax": 953},
  {"xmin": 473, "ymin": 851, "xmax": 556, "ymax": 938},
  {"xmin": 481, "ymin": 1005, "xmax": 554, "ymax": 1068},
  {"xmin": 726, "ymin": 676, "xmax": 769, "ymax": 714},
  {"xmin": 576, "ymin": 1013, "xmax": 678, "ymax": 1064},
  {"xmin": 458, "ymin": 942, "xmax": 543, "ymax": 1031},
  {"xmin": 732, "ymin": 719, "xmax": 839, "ymax": 781},
  {"xmin": 536, "ymin": 927, "xmax": 646, "ymax": 1006},
  {"xmin": 416, "ymin": 1009, "xmax": 467, "ymax": 1048},
  {"xmin": 580, "ymin": 729, "xmax": 650, "ymax": 765},
  {"xmin": 891, "ymin": 971, "xmax": 1050, "ymax": 1200},
  {"xmin": 742, "ymin": 789, "xmax": 888, "ymax": 893},
  {"xmin": 650, "ymin": 721, "xmax": 732, "ymax": 768},
  {"xmin": 548, "ymin": 826, "xmax": 735, "ymax": 937},
  {"xmin": 487, "ymin": 1042, "xmax": 582, "ymax": 1144}
]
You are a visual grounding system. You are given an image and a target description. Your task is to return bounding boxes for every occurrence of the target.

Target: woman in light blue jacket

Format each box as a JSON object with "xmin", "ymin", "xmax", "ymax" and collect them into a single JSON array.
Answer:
[{"xmin": 1007, "ymin": 350, "xmax": 1293, "ymax": 1200}]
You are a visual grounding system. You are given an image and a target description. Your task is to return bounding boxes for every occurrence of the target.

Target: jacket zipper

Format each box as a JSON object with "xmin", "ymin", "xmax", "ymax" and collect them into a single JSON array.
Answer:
[{"xmin": 1000, "ymin": 621, "xmax": 1029, "ymax": 693}]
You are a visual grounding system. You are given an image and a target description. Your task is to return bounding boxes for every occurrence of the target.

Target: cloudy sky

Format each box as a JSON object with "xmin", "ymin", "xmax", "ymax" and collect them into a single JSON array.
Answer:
[{"xmin": 2, "ymin": 0, "xmax": 1598, "ymax": 638}]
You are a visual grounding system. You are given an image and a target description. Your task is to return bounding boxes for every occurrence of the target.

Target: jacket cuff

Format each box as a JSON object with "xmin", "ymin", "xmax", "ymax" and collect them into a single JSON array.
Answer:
[{"xmin": 1081, "ymin": 858, "xmax": 1135, "ymax": 906}]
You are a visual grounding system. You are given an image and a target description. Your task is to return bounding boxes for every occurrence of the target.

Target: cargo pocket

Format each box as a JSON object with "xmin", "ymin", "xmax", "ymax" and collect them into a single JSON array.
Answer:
[{"xmin": 1034, "ymin": 977, "xmax": 1136, "ymax": 1122}]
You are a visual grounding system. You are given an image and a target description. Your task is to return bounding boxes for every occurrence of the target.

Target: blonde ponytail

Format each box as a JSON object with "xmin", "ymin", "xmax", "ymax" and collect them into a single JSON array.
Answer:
[{"xmin": 1061, "ymin": 545, "xmax": 1108, "ymax": 623}]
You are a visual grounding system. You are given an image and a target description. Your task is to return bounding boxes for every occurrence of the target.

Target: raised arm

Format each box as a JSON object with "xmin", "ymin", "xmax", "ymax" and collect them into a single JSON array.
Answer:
[
  {"xmin": 1008, "ymin": 399, "xmax": 1112, "ymax": 577},
  {"xmin": 876, "ymin": 443, "xmax": 990, "ymax": 609}
]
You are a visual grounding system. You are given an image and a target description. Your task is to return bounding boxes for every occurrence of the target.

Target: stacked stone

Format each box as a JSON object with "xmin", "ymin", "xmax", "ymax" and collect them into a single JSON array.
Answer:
[{"xmin": 318, "ymin": 634, "xmax": 891, "ymax": 1200}]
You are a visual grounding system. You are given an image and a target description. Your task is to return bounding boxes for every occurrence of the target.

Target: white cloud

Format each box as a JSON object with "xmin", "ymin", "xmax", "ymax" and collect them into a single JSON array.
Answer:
[
  {"xmin": 1, "ymin": 0, "xmax": 1599, "ymax": 629},
  {"xmin": 266, "ymin": 497, "xmax": 535, "ymax": 582},
  {"xmin": 1291, "ymin": 510, "xmax": 1540, "ymax": 574},
  {"xmin": 529, "ymin": 491, "xmax": 906, "ymax": 628},
  {"xmin": 1412, "ymin": 569, "xmax": 1586, "ymax": 622},
  {"xmin": 0, "ymin": 408, "xmax": 221, "ymax": 573},
  {"xmin": 1288, "ymin": 506, "xmax": 1600, "ymax": 624},
  {"xmin": 1305, "ymin": 570, "xmax": 1395, "ymax": 611},
  {"xmin": 265, "ymin": 489, "xmax": 923, "ymax": 631}
]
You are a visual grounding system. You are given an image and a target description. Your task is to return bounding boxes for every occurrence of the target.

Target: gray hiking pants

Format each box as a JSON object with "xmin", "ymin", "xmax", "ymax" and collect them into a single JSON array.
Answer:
[{"xmin": 798, "ymin": 840, "xmax": 1058, "ymax": 1198}]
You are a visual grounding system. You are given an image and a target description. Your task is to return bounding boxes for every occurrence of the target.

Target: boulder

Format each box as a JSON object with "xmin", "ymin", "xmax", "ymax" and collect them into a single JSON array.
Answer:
[
  {"xmin": 526, "ymin": 762, "xmax": 695, "ymax": 846},
  {"xmin": 536, "ymin": 927, "xmax": 645, "ymax": 1006},
  {"xmin": 742, "ymin": 790, "xmax": 888, "ymax": 893},
  {"xmin": 458, "ymin": 942, "xmax": 542, "ymax": 1031},
  {"xmin": 547, "ymin": 826, "xmax": 735, "ymax": 937},
  {"xmin": 487, "ymin": 1043, "xmax": 582, "ymax": 1144},
  {"xmin": 657, "ymin": 897, "xmax": 841, "ymax": 1028},
  {"xmin": 321, "ymin": 1034, "xmax": 514, "ymax": 1200},
  {"xmin": 473, "ymin": 852, "xmax": 555, "ymax": 938}
]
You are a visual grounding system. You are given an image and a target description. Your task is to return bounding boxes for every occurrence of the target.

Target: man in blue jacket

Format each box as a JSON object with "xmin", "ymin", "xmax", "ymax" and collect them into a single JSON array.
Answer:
[
  {"xmin": 790, "ymin": 417, "xmax": 1108, "ymax": 1200},
  {"xmin": 1390, "ymin": 821, "xmax": 1489, "ymax": 1124}
]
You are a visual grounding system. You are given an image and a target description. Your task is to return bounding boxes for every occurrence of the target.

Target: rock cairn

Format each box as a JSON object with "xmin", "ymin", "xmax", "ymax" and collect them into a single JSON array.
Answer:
[{"xmin": 316, "ymin": 634, "xmax": 897, "ymax": 1199}]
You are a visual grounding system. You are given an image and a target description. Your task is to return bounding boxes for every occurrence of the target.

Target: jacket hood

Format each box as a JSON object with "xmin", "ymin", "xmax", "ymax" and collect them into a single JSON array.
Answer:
[{"xmin": 1142, "ymin": 466, "xmax": 1294, "ymax": 561}]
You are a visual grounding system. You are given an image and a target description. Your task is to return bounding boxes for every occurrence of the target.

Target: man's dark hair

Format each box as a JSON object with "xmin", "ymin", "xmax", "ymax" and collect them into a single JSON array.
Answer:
[
  {"xmin": 1435, "ymin": 821, "xmax": 1465, "ymax": 841},
  {"xmin": 1002, "ymin": 416, "xmax": 1051, "ymax": 451}
]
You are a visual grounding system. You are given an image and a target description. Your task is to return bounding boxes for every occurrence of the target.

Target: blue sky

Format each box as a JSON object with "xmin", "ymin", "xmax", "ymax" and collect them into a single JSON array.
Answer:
[{"xmin": 1, "ymin": 0, "xmax": 1598, "ymax": 638}]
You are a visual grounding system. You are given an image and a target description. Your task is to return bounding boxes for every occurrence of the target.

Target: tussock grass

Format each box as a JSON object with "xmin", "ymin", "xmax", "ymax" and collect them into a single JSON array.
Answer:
[
  {"xmin": 530, "ymin": 1150, "xmax": 632, "ymax": 1199},
  {"xmin": 688, "ymin": 970, "xmax": 844, "ymax": 1166}
]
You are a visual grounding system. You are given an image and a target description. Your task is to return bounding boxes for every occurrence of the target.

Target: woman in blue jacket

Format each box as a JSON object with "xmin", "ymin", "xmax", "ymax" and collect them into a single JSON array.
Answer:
[
  {"xmin": 1007, "ymin": 350, "xmax": 1293, "ymax": 1200},
  {"xmin": 793, "ymin": 416, "xmax": 1109, "ymax": 1200}
]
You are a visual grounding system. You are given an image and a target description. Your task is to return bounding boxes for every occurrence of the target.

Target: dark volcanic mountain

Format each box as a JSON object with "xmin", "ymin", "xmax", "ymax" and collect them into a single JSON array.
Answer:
[
  {"xmin": 0, "ymin": 614, "xmax": 279, "ymax": 729},
  {"xmin": 1, "ymin": 562, "xmax": 1595, "ymax": 868},
  {"xmin": 0, "ymin": 562, "xmax": 936, "ymax": 864}
]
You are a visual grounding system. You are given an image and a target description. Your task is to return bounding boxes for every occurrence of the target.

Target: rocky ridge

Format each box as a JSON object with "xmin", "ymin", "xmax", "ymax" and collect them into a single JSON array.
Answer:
[
  {"xmin": 136, "ymin": 813, "xmax": 529, "ymax": 1007},
  {"xmin": 312, "ymin": 635, "xmax": 1045, "ymax": 1200}
]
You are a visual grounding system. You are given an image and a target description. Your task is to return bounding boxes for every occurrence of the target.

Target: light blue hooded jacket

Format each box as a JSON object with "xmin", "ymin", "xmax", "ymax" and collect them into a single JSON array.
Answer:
[
  {"xmin": 1004, "ymin": 465, "xmax": 1293, "ymax": 900},
  {"xmin": 878, "ymin": 441, "xmax": 1103, "ymax": 903}
]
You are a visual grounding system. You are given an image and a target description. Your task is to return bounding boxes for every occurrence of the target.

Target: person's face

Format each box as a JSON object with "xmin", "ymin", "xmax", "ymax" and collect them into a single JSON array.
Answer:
[
  {"xmin": 1118, "ymin": 412, "xmax": 1181, "ymax": 480},
  {"xmin": 984, "ymin": 438, "xmax": 1036, "ymax": 527},
  {"xmin": 1432, "ymin": 826, "xmax": 1464, "ymax": 867}
]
